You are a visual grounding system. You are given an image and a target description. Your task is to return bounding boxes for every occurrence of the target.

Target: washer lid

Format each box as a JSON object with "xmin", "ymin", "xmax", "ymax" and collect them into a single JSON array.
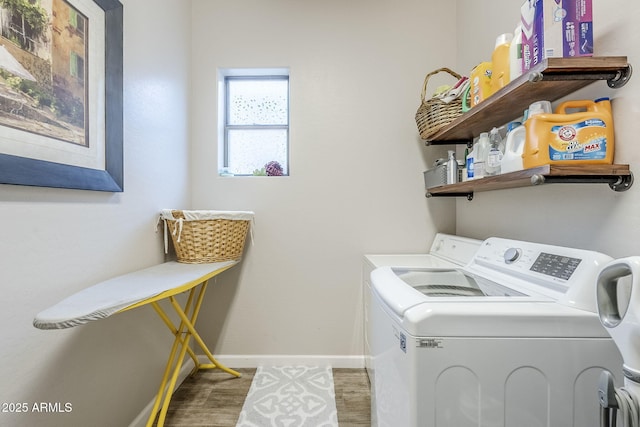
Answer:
[
  {"xmin": 392, "ymin": 268, "xmax": 527, "ymax": 298},
  {"xmin": 371, "ymin": 267, "xmax": 430, "ymax": 316},
  {"xmin": 371, "ymin": 266, "xmax": 535, "ymax": 318}
]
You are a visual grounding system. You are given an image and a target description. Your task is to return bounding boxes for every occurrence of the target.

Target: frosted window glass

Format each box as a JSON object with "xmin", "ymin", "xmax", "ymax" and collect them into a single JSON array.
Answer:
[
  {"xmin": 221, "ymin": 73, "xmax": 289, "ymax": 176},
  {"xmin": 228, "ymin": 129, "xmax": 288, "ymax": 175},
  {"xmin": 228, "ymin": 80, "xmax": 288, "ymax": 125}
]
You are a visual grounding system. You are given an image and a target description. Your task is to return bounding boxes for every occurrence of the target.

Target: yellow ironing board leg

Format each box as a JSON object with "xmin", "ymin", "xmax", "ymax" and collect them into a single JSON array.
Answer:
[
  {"xmin": 168, "ymin": 286, "xmax": 241, "ymax": 377},
  {"xmin": 151, "ymin": 299, "xmax": 201, "ymax": 368},
  {"xmin": 146, "ymin": 280, "xmax": 240, "ymax": 427}
]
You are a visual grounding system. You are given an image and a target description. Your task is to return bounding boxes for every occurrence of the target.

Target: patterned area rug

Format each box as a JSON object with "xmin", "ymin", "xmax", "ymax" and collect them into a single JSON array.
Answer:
[{"xmin": 236, "ymin": 366, "xmax": 338, "ymax": 427}]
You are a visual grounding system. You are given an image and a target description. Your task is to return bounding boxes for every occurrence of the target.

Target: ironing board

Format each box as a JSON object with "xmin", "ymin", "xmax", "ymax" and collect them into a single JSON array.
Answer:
[{"xmin": 33, "ymin": 260, "xmax": 241, "ymax": 427}]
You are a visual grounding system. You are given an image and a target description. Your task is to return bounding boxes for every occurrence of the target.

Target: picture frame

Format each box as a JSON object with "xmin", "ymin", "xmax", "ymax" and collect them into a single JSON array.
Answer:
[{"xmin": 0, "ymin": 0, "xmax": 123, "ymax": 192}]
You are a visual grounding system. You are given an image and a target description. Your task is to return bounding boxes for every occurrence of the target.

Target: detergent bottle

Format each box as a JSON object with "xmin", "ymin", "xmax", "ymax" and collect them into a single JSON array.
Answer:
[
  {"xmin": 522, "ymin": 98, "xmax": 615, "ymax": 169},
  {"xmin": 490, "ymin": 33, "xmax": 513, "ymax": 95},
  {"xmin": 501, "ymin": 121, "xmax": 526, "ymax": 173},
  {"xmin": 470, "ymin": 62, "xmax": 493, "ymax": 107},
  {"xmin": 466, "ymin": 144, "xmax": 476, "ymax": 180},
  {"xmin": 510, "ymin": 24, "xmax": 523, "ymax": 81}
]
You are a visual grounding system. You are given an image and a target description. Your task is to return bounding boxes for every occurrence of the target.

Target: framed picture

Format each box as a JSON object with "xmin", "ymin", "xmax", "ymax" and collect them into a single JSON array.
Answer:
[{"xmin": 0, "ymin": 0, "xmax": 123, "ymax": 192}]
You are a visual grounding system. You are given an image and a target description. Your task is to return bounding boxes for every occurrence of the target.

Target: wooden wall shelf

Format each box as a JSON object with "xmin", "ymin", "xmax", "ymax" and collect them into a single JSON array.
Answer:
[
  {"xmin": 426, "ymin": 164, "xmax": 633, "ymax": 200},
  {"xmin": 425, "ymin": 56, "xmax": 632, "ymax": 145},
  {"xmin": 422, "ymin": 56, "xmax": 633, "ymax": 199}
]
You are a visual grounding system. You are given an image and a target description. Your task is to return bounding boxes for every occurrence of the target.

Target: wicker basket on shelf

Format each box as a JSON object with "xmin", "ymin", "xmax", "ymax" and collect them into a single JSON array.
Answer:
[
  {"xmin": 415, "ymin": 67, "xmax": 464, "ymax": 140},
  {"xmin": 160, "ymin": 210, "xmax": 253, "ymax": 264}
]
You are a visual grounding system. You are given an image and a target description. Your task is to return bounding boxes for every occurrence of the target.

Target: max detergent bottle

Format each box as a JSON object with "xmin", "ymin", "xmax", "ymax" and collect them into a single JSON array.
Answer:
[{"xmin": 522, "ymin": 98, "xmax": 614, "ymax": 169}]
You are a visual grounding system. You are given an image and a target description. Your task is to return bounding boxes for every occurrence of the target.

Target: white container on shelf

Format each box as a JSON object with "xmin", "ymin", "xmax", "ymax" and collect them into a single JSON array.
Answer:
[
  {"xmin": 501, "ymin": 122, "xmax": 526, "ymax": 173},
  {"xmin": 466, "ymin": 144, "xmax": 477, "ymax": 180},
  {"xmin": 486, "ymin": 127, "xmax": 504, "ymax": 176},
  {"xmin": 475, "ymin": 132, "xmax": 489, "ymax": 179},
  {"xmin": 446, "ymin": 150, "xmax": 457, "ymax": 184}
]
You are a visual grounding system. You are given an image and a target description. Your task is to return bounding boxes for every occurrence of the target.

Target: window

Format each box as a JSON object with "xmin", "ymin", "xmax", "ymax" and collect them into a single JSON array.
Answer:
[
  {"xmin": 219, "ymin": 69, "xmax": 289, "ymax": 176},
  {"xmin": 69, "ymin": 8, "xmax": 86, "ymax": 37},
  {"xmin": 69, "ymin": 51, "xmax": 84, "ymax": 81}
]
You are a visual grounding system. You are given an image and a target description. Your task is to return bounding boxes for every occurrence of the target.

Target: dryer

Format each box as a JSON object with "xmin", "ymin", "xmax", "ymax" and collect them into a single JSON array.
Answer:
[{"xmin": 370, "ymin": 237, "xmax": 623, "ymax": 427}]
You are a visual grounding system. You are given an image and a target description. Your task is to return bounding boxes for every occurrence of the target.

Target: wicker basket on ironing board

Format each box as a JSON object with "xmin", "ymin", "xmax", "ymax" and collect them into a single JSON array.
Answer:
[
  {"xmin": 160, "ymin": 209, "xmax": 253, "ymax": 264},
  {"xmin": 415, "ymin": 67, "xmax": 464, "ymax": 140}
]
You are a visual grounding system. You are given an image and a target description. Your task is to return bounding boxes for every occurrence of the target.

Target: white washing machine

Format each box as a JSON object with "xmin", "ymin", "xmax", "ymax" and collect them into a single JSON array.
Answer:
[
  {"xmin": 363, "ymin": 234, "xmax": 483, "ymax": 383},
  {"xmin": 370, "ymin": 237, "xmax": 623, "ymax": 427}
]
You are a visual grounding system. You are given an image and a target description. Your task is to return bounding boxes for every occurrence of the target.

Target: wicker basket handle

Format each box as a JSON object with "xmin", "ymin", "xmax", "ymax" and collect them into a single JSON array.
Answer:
[{"xmin": 420, "ymin": 67, "xmax": 463, "ymax": 103}]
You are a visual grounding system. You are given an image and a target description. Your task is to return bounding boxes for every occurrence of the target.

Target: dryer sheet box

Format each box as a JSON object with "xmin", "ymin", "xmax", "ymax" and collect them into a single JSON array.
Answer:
[{"xmin": 521, "ymin": 0, "xmax": 593, "ymax": 72}]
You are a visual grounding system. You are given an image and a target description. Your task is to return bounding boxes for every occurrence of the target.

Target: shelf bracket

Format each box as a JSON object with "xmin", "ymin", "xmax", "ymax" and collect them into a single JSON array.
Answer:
[
  {"xmin": 424, "ymin": 139, "xmax": 474, "ymax": 147},
  {"xmin": 528, "ymin": 65, "xmax": 633, "ymax": 89},
  {"xmin": 609, "ymin": 172, "xmax": 634, "ymax": 192},
  {"xmin": 530, "ymin": 172, "xmax": 634, "ymax": 192},
  {"xmin": 607, "ymin": 64, "xmax": 633, "ymax": 89},
  {"xmin": 426, "ymin": 191, "xmax": 474, "ymax": 201}
]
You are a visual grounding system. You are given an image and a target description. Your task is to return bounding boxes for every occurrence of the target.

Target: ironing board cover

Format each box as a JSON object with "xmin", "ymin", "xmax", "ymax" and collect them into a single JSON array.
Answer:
[{"xmin": 33, "ymin": 261, "xmax": 236, "ymax": 330}]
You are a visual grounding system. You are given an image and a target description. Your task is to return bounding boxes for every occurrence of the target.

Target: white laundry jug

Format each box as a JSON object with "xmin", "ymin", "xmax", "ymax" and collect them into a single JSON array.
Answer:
[{"xmin": 500, "ymin": 123, "xmax": 526, "ymax": 173}]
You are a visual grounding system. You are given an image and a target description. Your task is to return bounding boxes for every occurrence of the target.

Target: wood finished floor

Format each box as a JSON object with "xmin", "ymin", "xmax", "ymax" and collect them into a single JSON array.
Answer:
[{"xmin": 154, "ymin": 368, "xmax": 371, "ymax": 426}]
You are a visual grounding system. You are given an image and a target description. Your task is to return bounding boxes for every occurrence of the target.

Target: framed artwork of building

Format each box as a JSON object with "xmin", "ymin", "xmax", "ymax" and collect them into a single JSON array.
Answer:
[{"xmin": 0, "ymin": 0, "xmax": 123, "ymax": 192}]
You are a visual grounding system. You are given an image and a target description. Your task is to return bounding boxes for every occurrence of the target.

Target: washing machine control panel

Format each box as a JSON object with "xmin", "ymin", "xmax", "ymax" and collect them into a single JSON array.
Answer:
[
  {"xmin": 529, "ymin": 252, "xmax": 582, "ymax": 281},
  {"xmin": 501, "ymin": 247, "xmax": 581, "ymax": 280},
  {"xmin": 468, "ymin": 237, "xmax": 614, "ymax": 308},
  {"xmin": 471, "ymin": 238, "xmax": 605, "ymax": 287}
]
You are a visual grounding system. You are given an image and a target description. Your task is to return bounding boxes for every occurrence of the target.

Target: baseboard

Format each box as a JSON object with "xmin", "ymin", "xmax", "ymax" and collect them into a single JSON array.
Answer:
[{"xmin": 128, "ymin": 354, "xmax": 365, "ymax": 426}]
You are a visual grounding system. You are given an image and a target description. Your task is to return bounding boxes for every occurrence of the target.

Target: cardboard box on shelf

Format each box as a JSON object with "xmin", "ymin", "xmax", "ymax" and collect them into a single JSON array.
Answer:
[{"xmin": 521, "ymin": 0, "xmax": 593, "ymax": 72}]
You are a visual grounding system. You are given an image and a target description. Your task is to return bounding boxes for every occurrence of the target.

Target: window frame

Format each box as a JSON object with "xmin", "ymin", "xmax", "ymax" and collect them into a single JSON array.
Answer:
[{"xmin": 218, "ymin": 69, "xmax": 290, "ymax": 177}]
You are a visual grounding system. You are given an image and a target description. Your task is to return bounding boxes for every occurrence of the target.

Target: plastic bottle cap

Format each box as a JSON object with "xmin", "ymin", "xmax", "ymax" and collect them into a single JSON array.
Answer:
[
  {"xmin": 595, "ymin": 97, "xmax": 610, "ymax": 103},
  {"xmin": 495, "ymin": 33, "xmax": 513, "ymax": 47},
  {"xmin": 507, "ymin": 122, "xmax": 522, "ymax": 132},
  {"xmin": 528, "ymin": 100, "xmax": 552, "ymax": 116}
]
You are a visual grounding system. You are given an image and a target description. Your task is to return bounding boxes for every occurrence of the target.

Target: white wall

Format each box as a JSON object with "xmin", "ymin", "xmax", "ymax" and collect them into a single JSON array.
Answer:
[
  {"xmin": 190, "ymin": 0, "xmax": 457, "ymax": 364},
  {"xmin": 0, "ymin": 1, "xmax": 192, "ymax": 425},
  {"xmin": 455, "ymin": 0, "xmax": 640, "ymax": 258}
]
